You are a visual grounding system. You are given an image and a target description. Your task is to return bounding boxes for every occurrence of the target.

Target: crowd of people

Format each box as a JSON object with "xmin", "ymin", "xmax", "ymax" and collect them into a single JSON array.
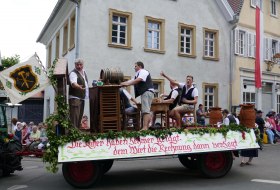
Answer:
[{"xmin": 11, "ymin": 118, "xmax": 48, "ymax": 150}]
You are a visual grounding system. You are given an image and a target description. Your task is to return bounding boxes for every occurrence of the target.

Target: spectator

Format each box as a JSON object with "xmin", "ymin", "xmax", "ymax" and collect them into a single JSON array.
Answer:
[
  {"xmin": 21, "ymin": 122, "xmax": 28, "ymax": 144},
  {"xmin": 80, "ymin": 115, "xmax": 89, "ymax": 130},
  {"xmin": 255, "ymin": 110, "xmax": 265, "ymax": 149},
  {"xmin": 264, "ymin": 117, "xmax": 275, "ymax": 144},
  {"xmin": 11, "ymin": 118, "xmax": 18, "ymax": 134},
  {"xmin": 222, "ymin": 109, "xmax": 236, "ymax": 125},
  {"xmin": 196, "ymin": 104, "xmax": 207, "ymax": 126}
]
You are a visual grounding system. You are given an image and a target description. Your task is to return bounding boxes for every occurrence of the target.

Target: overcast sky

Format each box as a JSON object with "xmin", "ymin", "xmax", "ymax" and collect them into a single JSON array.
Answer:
[{"xmin": 0, "ymin": 0, "xmax": 57, "ymax": 64}]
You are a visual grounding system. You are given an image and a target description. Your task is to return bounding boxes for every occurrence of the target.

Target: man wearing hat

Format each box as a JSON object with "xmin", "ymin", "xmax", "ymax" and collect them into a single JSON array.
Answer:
[{"xmin": 256, "ymin": 110, "xmax": 265, "ymax": 150}]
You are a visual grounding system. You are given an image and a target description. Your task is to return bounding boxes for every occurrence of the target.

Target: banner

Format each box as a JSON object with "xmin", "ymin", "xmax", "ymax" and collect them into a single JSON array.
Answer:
[
  {"xmin": 255, "ymin": 5, "xmax": 263, "ymax": 89},
  {"xmin": 58, "ymin": 130, "xmax": 259, "ymax": 162},
  {"xmin": 0, "ymin": 54, "xmax": 50, "ymax": 104}
]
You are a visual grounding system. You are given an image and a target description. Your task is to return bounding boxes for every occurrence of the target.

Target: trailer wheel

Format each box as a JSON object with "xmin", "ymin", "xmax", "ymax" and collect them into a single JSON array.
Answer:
[
  {"xmin": 62, "ymin": 161, "xmax": 102, "ymax": 188},
  {"xmin": 100, "ymin": 159, "xmax": 114, "ymax": 174},
  {"xmin": 178, "ymin": 154, "xmax": 198, "ymax": 169},
  {"xmin": 198, "ymin": 151, "xmax": 233, "ymax": 178}
]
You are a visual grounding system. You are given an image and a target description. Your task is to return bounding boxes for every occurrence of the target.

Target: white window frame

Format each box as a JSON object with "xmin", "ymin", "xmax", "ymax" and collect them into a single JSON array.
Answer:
[
  {"xmin": 112, "ymin": 15, "xmax": 127, "ymax": 45},
  {"xmin": 204, "ymin": 86, "xmax": 215, "ymax": 111},
  {"xmin": 247, "ymin": 33, "xmax": 256, "ymax": 58},
  {"xmin": 272, "ymin": 40, "xmax": 278, "ymax": 57},
  {"xmin": 277, "ymin": 94, "xmax": 280, "ymax": 113},
  {"xmin": 238, "ymin": 31, "xmax": 246, "ymax": 56},
  {"xmin": 271, "ymin": 0, "xmax": 277, "ymax": 16},
  {"xmin": 204, "ymin": 32, "xmax": 215, "ymax": 57},
  {"xmin": 181, "ymin": 28, "xmax": 192, "ymax": 54},
  {"xmin": 147, "ymin": 22, "xmax": 160, "ymax": 50},
  {"xmin": 251, "ymin": 0, "xmax": 263, "ymax": 9},
  {"xmin": 108, "ymin": 9, "xmax": 132, "ymax": 49}
]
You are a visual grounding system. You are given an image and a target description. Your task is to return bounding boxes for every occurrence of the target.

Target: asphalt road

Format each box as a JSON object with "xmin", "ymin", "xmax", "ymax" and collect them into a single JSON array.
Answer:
[{"xmin": 1, "ymin": 144, "xmax": 280, "ymax": 190}]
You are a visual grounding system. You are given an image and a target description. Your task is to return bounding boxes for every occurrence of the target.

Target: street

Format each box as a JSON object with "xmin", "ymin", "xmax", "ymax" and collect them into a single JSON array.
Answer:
[{"xmin": 1, "ymin": 144, "xmax": 280, "ymax": 190}]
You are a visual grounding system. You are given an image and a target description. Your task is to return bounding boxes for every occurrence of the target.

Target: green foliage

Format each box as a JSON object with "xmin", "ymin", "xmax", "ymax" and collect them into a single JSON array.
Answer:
[{"xmin": 1, "ymin": 54, "xmax": 20, "ymax": 69}]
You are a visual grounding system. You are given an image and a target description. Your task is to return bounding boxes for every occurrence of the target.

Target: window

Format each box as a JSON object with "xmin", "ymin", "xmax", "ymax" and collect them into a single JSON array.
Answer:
[
  {"xmin": 145, "ymin": 16, "xmax": 165, "ymax": 53},
  {"xmin": 55, "ymin": 33, "xmax": 60, "ymax": 59},
  {"xmin": 69, "ymin": 13, "xmax": 76, "ymax": 50},
  {"xmin": 248, "ymin": 33, "xmax": 256, "ymax": 58},
  {"xmin": 272, "ymin": 40, "xmax": 278, "ymax": 57},
  {"xmin": 243, "ymin": 92, "xmax": 255, "ymax": 104},
  {"xmin": 63, "ymin": 22, "xmax": 68, "ymax": 55},
  {"xmin": 239, "ymin": 31, "xmax": 246, "ymax": 56},
  {"xmin": 203, "ymin": 83, "xmax": 218, "ymax": 112},
  {"xmin": 271, "ymin": 0, "xmax": 277, "ymax": 16},
  {"xmin": 251, "ymin": 0, "xmax": 262, "ymax": 9},
  {"xmin": 203, "ymin": 28, "xmax": 219, "ymax": 60},
  {"xmin": 264, "ymin": 38, "xmax": 272, "ymax": 61},
  {"xmin": 152, "ymin": 79, "xmax": 164, "ymax": 98},
  {"xmin": 277, "ymin": 94, "xmax": 280, "ymax": 113},
  {"xmin": 47, "ymin": 43, "xmax": 52, "ymax": 68},
  {"xmin": 178, "ymin": 23, "xmax": 196, "ymax": 57},
  {"xmin": 108, "ymin": 9, "xmax": 132, "ymax": 49}
]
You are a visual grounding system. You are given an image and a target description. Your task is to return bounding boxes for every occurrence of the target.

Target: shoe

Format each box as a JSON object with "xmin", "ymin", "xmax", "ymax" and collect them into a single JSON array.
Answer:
[
  {"xmin": 245, "ymin": 162, "xmax": 251, "ymax": 165},
  {"xmin": 240, "ymin": 162, "xmax": 246, "ymax": 167}
]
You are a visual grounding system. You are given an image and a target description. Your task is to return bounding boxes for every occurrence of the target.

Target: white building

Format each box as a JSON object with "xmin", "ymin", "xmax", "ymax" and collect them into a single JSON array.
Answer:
[{"xmin": 37, "ymin": 0, "xmax": 233, "ymax": 119}]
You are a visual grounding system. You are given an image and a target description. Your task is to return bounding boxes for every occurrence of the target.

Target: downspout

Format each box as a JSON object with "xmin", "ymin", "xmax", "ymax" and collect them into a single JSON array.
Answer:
[
  {"xmin": 70, "ymin": 0, "xmax": 80, "ymax": 58},
  {"xmin": 229, "ymin": 15, "xmax": 239, "ymax": 110}
]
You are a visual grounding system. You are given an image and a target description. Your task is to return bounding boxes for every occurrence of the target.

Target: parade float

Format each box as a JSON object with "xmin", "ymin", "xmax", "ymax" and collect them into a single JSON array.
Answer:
[{"xmin": 42, "ymin": 59, "xmax": 259, "ymax": 188}]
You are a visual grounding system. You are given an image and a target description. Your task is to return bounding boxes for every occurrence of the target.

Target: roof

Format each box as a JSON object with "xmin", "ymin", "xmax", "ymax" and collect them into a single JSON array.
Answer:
[
  {"xmin": 36, "ymin": 0, "xmax": 65, "ymax": 43},
  {"xmin": 227, "ymin": 0, "xmax": 244, "ymax": 15}
]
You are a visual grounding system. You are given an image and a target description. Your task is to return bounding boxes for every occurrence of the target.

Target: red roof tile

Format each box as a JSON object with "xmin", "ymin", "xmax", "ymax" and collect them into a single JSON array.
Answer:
[{"xmin": 227, "ymin": 0, "xmax": 244, "ymax": 15}]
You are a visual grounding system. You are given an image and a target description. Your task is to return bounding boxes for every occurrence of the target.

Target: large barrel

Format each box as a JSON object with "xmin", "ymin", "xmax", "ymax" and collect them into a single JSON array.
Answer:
[
  {"xmin": 239, "ymin": 104, "xmax": 255, "ymax": 128},
  {"xmin": 100, "ymin": 68, "xmax": 124, "ymax": 85},
  {"xmin": 209, "ymin": 107, "xmax": 223, "ymax": 125}
]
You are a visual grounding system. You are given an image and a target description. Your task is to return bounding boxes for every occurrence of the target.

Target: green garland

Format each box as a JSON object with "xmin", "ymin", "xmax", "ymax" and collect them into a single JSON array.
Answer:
[{"xmin": 43, "ymin": 60, "xmax": 258, "ymax": 173}]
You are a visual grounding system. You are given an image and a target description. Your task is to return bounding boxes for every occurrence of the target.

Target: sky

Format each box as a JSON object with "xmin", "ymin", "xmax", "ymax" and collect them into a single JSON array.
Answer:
[{"xmin": 0, "ymin": 0, "xmax": 58, "ymax": 65}]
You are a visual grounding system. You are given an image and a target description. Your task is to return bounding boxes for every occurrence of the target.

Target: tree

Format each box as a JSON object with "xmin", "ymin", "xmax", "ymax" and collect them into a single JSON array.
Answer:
[
  {"xmin": 0, "ymin": 54, "xmax": 20, "ymax": 90},
  {"xmin": 1, "ymin": 54, "xmax": 20, "ymax": 69}
]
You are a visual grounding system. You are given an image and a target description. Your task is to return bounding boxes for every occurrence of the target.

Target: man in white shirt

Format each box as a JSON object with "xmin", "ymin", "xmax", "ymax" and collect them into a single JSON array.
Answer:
[
  {"xmin": 121, "ymin": 61, "xmax": 154, "ymax": 131},
  {"xmin": 68, "ymin": 58, "xmax": 89, "ymax": 128},
  {"xmin": 160, "ymin": 72, "xmax": 198, "ymax": 128}
]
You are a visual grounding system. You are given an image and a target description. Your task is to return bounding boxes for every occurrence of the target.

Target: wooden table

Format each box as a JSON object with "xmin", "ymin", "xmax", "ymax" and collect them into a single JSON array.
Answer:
[{"xmin": 137, "ymin": 102, "xmax": 171, "ymax": 128}]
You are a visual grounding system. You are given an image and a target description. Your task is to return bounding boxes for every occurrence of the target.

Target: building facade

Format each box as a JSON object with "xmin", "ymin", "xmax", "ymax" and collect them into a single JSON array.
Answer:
[
  {"xmin": 37, "ymin": 0, "xmax": 233, "ymax": 119},
  {"xmin": 220, "ymin": 0, "xmax": 280, "ymax": 114}
]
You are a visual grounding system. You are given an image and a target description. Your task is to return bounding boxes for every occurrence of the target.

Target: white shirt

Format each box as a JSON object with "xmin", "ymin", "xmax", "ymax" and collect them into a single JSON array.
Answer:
[
  {"xmin": 178, "ymin": 83, "xmax": 198, "ymax": 98},
  {"xmin": 170, "ymin": 87, "xmax": 179, "ymax": 99},
  {"xmin": 69, "ymin": 70, "xmax": 89, "ymax": 99},
  {"xmin": 135, "ymin": 69, "xmax": 154, "ymax": 92}
]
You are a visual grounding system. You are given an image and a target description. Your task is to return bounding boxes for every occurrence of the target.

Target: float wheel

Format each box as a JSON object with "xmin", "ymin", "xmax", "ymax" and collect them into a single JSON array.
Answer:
[
  {"xmin": 198, "ymin": 151, "xmax": 233, "ymax": 178},
  {"xmin": 62, "ymin": 161, "xmax": 102, "ymax": 188}
]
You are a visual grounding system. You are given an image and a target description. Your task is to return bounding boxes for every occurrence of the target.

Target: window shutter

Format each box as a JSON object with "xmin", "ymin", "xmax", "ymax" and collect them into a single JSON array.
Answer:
[
  {"xmin": 253, "ymin": 34, "xmax": 256, "ymax": 57},
  {"xmin": 234, "ymin": 29, "xmax": 239, "ymax": 55},
  {"xmin": 244, "ymin": 31, "xmax": 248, "ymax": 57},
  {"xmin": 268, "ymin": 38, "xmax": 272, "ymax": 60},
  {"xmin": 264, "ymin": 38, "xmax": 269, "ymax": 60}
]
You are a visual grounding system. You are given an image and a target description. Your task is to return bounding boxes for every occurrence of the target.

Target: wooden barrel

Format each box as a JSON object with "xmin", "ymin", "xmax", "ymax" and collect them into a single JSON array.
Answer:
[
  {"xmin": 209, "ymin": 107, "xmax": 223, "ymax": 125},
  {"xmin": 239, "ymin": 104, "xmax": 255, "ymax": 128},
  {"xmin": 100, "ymin": 68, "xmax": 124, "ymax": 84}
]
